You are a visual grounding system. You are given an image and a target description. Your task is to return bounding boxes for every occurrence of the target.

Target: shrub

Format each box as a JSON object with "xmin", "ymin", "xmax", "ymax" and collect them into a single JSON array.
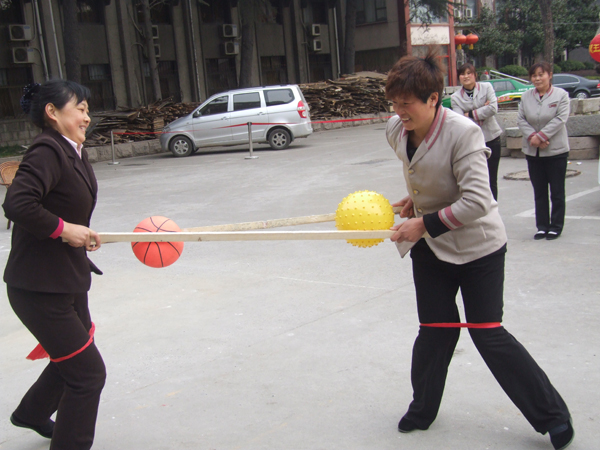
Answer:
[
  {"xmin": 553, "ymin": 64, "xmax": 562, "ymax": 74},
  {"xmin": 498, "ymin": 65, "xmax": 529, "ymax": 77},
  {"xmin": 559, "ymin": 60, "xmax": 586, "ymax": 72},
  {"xmin": 583, "ymin": 61, "xmax": 595, "ymax": 70}
]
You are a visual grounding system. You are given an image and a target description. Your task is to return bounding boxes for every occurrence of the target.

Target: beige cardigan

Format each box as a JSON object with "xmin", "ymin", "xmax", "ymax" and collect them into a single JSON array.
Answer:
[{"xmin": 386, "ymin": 107, "xmax": 507, "ymax": 264}]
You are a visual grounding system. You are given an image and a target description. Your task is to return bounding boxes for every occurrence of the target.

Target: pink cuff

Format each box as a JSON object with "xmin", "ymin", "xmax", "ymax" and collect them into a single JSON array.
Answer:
[
  {"xmin": 50, "ymin": 218, "xmax": 64, "ymax": 239},
  {"xmin": 538, "ymin": 131, "xmax": 549, "ymax": 141},
  {"xmin": 527, "ymin": 133, "xmax": 536, "ymax": 142}
]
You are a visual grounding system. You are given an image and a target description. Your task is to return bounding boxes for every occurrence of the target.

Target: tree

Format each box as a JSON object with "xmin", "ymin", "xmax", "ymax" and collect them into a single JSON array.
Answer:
[
  {"xmin": 63, "ymin": 0, "xmax": 81, "ymax": 83},
  {"xmin": 538, "ymin": 0, "xmax": 554, "ymax": 63},
  {"xmin": 492, "ymin": 0, "xmax": 599, "ymax": 64},
  {"xmin": 140, "ymin": 0, "xmax": 162, "ymax": 101},
  {"xmin": 238, "ymin": 0, "xmax": 258, "ymax": 88},
  {"xmin": 342, "ymin": 0, "xmax": 357, "ymax": 75}
]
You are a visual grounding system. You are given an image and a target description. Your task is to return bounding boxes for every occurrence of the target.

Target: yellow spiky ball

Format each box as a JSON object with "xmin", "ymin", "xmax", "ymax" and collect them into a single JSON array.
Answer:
[{"xmin": 335, "ymin": 190, "xmax": 395, "ymax": 248}]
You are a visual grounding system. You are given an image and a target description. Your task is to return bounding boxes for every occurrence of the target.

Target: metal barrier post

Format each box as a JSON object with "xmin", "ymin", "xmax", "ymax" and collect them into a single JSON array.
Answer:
[
  {"xmin": 245, "ymin": 122, "xmax": 258, "ymax": 160},
  {"xmin": 108, "ymin": 130, "xmax": 120, "ymax": 165}
]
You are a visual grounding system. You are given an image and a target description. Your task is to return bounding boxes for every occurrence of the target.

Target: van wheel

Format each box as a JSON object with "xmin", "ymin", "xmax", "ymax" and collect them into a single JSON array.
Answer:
[
  {"xmin": 268, "ymin": 128, "xmax": 291, "ymax": 150},
  {"xmin": 170, "ymin": 136, "xmax": 193, "ymax": 157}
]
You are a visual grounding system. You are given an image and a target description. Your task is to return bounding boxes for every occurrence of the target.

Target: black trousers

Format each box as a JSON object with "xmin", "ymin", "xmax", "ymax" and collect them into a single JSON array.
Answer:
[
  {"xmin": 526, "ymin": 153, "xmax": 568, "ymax": 234},
  {"xmin": 486, "ymin": 136, "xmax": 501, "ymax": 201},
  {"xmin": 8, "ymin": 286, "xmax": 106, "ymax": 450},
  {"xmin": 403, "ymin": 240, "xmax": 570, "ymax": 433}
]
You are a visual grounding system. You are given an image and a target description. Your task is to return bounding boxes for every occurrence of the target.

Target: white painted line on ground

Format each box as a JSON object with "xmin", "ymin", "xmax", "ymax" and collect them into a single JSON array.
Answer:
[{"xmin": 516, "ymin": 186, "xmax": 600, "ymax": 218}]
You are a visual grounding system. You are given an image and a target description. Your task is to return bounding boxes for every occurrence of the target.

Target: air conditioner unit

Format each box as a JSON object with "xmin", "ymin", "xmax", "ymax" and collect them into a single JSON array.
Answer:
[
  {"xmin": 153, "ymin": 43, "xmax": 161, "ymax": 59},
  {"xmin": 310, "ymin": 24, "xmax": 321, "ymax": 37},
  {"xmin": 454, "ymin": 9, "xmax": 462, "ymax": 19},
  {"xmin": 12, "ymin": 47, "xmax": 35, "ymax": 64},
  {"xmin": 222, "ymin": 24, "xmax": 238, "ymax": 38},
  {"xmin": 465, "ymin": 8, "xmax": 473, "ymax": 18},
  {"xmin": 9, "ymin": 24, "xmax": 33, "ymax": 41},
  {"xmin": 223, "ymin": 41, "xmax": 240, "ymax": 56},
  {"xmin": 311, "ymin": 39, "xmax": 322, "ymax": 52},
  {"xmin": 152, "ymin": 25, "xmax": 159, "ymax": 39}
]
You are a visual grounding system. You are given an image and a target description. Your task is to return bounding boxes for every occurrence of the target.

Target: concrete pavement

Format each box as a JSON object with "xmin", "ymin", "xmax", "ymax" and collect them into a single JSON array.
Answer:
[{"xmin": 1, "ymin": 124, "xmax": 599, "ymax": 450}]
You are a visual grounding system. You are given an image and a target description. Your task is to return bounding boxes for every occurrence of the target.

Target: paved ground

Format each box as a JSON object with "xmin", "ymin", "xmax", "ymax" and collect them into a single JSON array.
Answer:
[{"xmin": 1, "ymin": 124, "xmax": 599, "ymax": 450}]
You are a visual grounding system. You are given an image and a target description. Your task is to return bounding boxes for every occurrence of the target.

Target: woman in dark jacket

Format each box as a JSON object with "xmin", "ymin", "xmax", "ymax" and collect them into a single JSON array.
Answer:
[{"xmin": 4, "ymin": 80, "xmax": 105, "ymax": 450}]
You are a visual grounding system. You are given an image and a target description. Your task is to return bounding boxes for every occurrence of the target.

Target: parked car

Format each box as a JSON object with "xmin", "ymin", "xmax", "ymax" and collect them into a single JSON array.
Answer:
[
  {"xmin": 442, "ymin": 77, "xmax": 531, "ymax": 108},
  {"xmin": 551, "ymin": 74, "xmax": 600, "ymax": 99},
  {"xmin": 160, "ymin": 85, "xmax": 313, "ymax": 157}
]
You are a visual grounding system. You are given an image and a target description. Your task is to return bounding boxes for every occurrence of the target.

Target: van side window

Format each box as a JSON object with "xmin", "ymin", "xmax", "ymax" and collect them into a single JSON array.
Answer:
[
  {"xmin": 265, "ymin": 89, "xmax": 294, "ymax": 106},
  {"xmin": 200, "ymin": 96, "xmax": 229, "ymax": 116},
  {"xmin": 233, "ymin": 92, "xmax": 261, "ymax": 111}
]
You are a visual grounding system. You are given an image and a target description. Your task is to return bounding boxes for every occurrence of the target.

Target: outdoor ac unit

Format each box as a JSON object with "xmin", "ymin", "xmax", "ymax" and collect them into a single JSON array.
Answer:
[
  {"xmin": 465, "ymin": 8, "xmax": 473, "ymax": 18},
  {"xmin": 222, "ymin": 24, "xmax": 238, "ymax": 38},
  {"xmin": 223, "ymin": 41, "xmax": 240, "ymax": 56},
  {"xmin": 152, "ymin": 25, "xmax": 159, "ymax": 39},
  {"xmin": 310, "ymin": 24, "xmax": 321, "ymax": 37},
  {"xmin": 454, "ymin": 9, "xmax": 462, "ymax": 19},
  {"xmin": 153, "ymin": 43, "xmax": 161, "ymax": 58},
  {"xmin": 311, "ymin": 39, "xmax": 322, "ymax": 52},
  {"xmin": 9, "ymin": 24, "xmax": 33, "ymax": 41},
  {"xmin": 12, "ymin": 47, "xmax": 35, "ymax": 64}
]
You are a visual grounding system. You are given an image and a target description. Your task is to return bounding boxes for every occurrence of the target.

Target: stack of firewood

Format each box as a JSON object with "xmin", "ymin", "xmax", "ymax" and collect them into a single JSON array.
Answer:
[
  {"xmin": 299, "ymin": 73, "xmax": 390, "ymax": 120},
  {"xmin": 85, "ymin": 99, "xmax": 200, "ymax": 147}
]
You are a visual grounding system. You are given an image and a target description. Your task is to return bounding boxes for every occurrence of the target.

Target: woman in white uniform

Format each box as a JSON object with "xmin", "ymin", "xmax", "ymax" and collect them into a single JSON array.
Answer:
[
  {"xmin": 385, "ymin": 48, "xmax": 573, "ymax": 450},
  {"xmin": 451, "ymin": 63, "xmax": 503, "ymax": 200}
]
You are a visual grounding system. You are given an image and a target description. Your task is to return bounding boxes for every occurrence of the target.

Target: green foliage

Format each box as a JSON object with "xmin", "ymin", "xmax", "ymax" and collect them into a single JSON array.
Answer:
[
  {"xmin": 560, "ymin": 60, "xmax": 586, "ymax": 72},
  {"xmin": 553, "ymin": 64, "xmax": 562, "ymax": 73},
  {"xmin": 583, "ymin": 62, "xmax": 595, "ymax": 70},
  {"xmin": 498, "ymin": 65, "xmax": 529, "ymax": 77},
  {"xmin": 475, "ymin": 0, "xmax": 600, "ymax": 61},
  {"xmin": 0, "ymin": 145, "xmax": 25, "ymax": 158}
]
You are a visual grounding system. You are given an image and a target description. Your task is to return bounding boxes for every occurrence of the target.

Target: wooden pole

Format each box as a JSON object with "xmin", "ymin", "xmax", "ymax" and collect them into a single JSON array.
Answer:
[
  {"xmin": 98, "ymin": 230, "xmax": 395, "ymax": 244},
  {"xmin": 183, "ymin": 206, "xmax": 403, "ymax": 232}
]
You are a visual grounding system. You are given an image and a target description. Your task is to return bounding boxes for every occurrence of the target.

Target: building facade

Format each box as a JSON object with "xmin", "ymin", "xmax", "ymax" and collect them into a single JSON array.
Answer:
[{"xmin": 1, "ymin": 0, "xmax": 462, "ymax": 120}]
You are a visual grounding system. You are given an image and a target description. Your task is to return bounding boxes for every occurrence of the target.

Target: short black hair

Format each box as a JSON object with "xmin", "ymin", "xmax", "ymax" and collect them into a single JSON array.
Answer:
[
  {"xmin": 25, "ymin": 79, "xmax": 91, "ymax": 129},
  {"xmin": 457, "ymin": 63, "xmax": 477, "ymax": 78},
  {"xmin": 385, "ymin": 46, "xmax": 444, "ymax": 107}
]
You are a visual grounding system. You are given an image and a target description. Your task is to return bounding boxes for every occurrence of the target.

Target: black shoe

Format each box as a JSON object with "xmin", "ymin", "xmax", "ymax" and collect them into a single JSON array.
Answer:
[
  {"xmin": 546, "ymin": 231, "xmax": 561, "ymax": 240},
  {"xmin": 398, "ymin": 416, "xmax": 427, "ymax": 433},
  {"xmin": 10, "ymin": 413, "xmax": 54, "ymax": 439},
  {"xmin": 534, "ymin": 231, "xmax": 547, "ymax": 240},
  {"xmin": 549, "ymin": 419, "xmax": 574, "ymax": 450}
]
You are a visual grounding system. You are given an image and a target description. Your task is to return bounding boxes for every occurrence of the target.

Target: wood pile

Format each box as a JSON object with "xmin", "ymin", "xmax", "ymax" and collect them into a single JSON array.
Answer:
[
  {"xmin": 85, "ymin": 99, "xmax": 200, "ymax": 147},
  {"xmin": 299, "ymin": 73, "xmax": 390, "ymax": 120}
]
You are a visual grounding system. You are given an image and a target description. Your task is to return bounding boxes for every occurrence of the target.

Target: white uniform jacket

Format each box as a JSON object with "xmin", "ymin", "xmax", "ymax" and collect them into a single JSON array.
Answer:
[
  {"xmin": 517, "ymin": 86, "xmax": 570, "ymax": 157},
  {"xmin": 386, "ymin": 107, "xmax": 507, "ymax": 264},
  {"xmin": 450, "ymin": 82, "xmax": 503, "ymax": 143}
]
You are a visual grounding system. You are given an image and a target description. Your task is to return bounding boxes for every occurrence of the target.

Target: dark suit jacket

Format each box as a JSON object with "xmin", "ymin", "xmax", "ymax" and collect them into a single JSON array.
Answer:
[{"xmin": 3, "ymin": 128, "xmax": 99, "ymax": 293}]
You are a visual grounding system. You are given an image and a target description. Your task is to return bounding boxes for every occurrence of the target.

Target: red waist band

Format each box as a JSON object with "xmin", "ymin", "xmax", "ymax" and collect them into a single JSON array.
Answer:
[
  {"xmin": 420, "ymin": 322, "xmax": 502, "ymax": 328},
  {"xmin": 26, "ymin": 323, "xmax": 96, "ymax": 362}
]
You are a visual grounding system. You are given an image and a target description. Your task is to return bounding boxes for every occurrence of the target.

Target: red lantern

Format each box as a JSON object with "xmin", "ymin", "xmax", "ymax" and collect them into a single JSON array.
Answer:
[
  {"xmin": 465, "ymin": 33, "xmax": 479, "ymax": 49},
  {"xmin": 455, "ymin": 33, "xmax": 467, "ymax": 50},
  {"xmin": 590, "ymin": 34, "xmax": 600, "ymax": 63}
]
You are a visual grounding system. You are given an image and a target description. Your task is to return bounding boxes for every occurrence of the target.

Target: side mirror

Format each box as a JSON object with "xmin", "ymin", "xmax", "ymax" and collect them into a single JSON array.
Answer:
[{"xmin": 193, "ymin": 110, "xmax": 202, "ymax": 118}]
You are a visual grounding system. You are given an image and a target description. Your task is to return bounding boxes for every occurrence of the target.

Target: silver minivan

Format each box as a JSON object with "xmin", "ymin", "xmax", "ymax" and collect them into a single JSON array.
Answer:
[{"xmin": 160, "ymin": 84, "xmax": 313, "ymax": 157}]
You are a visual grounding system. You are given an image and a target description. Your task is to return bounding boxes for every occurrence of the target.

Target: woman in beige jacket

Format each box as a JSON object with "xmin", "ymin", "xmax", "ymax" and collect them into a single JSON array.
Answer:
[
  {"xmin": 385, "ymin": 48, "xmax": 573, "ymax": 450},
  {"xmin": 517, "ymin": 61, "xmax": 570, "ymax": 240},
  {"xmin": 451, "ymin": 63, "xmax": 503, "ymax": 200}
]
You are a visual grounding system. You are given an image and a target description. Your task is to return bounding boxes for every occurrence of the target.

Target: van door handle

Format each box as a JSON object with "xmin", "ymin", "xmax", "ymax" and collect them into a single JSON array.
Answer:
[{"xmin": 221, "ymin": 116, "xmax": 228, "ymax": 120}]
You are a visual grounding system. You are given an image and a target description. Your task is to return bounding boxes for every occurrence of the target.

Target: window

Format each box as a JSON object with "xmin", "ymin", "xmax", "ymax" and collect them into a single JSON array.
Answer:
[
  {"xmin": 200, "ymin": 96, "xmax": 229, "ymax": 116},
  {"xmin": 261, "ymin": 56, "xmax": 288, "ymax": 86},
  {"xmin": 199, "ymin": 0, "xmax": 231, "ymax": 23},
  {"xmin": 411, "ymin": 5, "xmax": 447, "ymax": 24},
  {"xmin": 357, "ymin": 0, "xmax": 387, "ymax": 25},
  {"xmin": 81, "ymin": 64, "xmax": 114, "ymax": 111},
  {"xmin": 205, "ymin": 58, "xmax": 237, "ymax": 96},
  {"xmin": 233, "ymin": 92, "xmax": 261, "ymax": 111},
  {"xmin": 77, "ymin": 0, "xmax": 104, "ymax": 24},
  {"xmin": 265, "ymin": 89, "xmax": 294, "ymax": 106},
  {"xmin": 136, "ymin": 1, "xmax": 172, "ymax": 24}
]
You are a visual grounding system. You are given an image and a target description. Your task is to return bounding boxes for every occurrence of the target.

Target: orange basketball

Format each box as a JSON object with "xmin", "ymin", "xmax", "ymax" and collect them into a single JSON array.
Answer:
[{"xmin": 131, "ymin": 216, "xmax": 184, "ymax": 268}]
